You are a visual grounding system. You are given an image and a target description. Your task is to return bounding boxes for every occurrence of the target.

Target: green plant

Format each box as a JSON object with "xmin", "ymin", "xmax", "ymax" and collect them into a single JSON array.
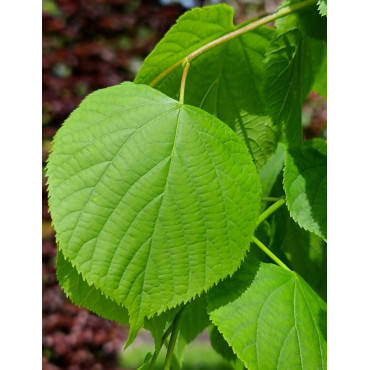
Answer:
[{"xmin": 47, "ymin": 0, "xmax": 327, "ymax": 368}]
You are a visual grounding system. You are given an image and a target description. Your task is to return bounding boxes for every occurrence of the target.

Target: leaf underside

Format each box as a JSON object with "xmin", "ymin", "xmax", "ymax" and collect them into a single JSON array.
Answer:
[
  {"xmin": 56, "ymin": 249, "xmax": 129, "ymax": 325},
  {"xmin": 47, "ymin": 81, "xmax": 261, "ymax": 344},
  {"xmin": 207, "ymin": 256, "xmax": 327, "ymax": 370}
]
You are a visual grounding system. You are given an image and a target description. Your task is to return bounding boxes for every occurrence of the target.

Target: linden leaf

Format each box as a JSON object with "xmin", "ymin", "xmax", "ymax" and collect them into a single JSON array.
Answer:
[
  {"xmin": 47, "ymin": 81, "xmax": 261, "ymax": 345},
  {"xmin": 208, "ymin": 257, "xmax": 327, "ymax": 369}
]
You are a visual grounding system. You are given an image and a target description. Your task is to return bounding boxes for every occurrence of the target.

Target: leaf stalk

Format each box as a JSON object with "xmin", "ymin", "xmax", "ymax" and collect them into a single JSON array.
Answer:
[
  {"xmin": 163, "ymin": 307, "xmax": 184, "ymax": 370},
  {"xmin": 148, "ymin": 323, "xmax": 174, "ymax": 370},
  {"xmin": 252, "ymin": 236, "xmax": 291, "ymax": 271},
  {"xmin": 179, "ymin": 59, "xmax": 190, "ymax": 104},
  {"xmin": 257, "ymin": 198, "xmax": 285, "ymax": 226}
]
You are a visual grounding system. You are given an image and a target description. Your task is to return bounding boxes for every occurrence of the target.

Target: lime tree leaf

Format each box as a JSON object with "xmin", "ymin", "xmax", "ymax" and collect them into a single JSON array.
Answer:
[
  {"xmin": 284, "ymin": 138, "xmax": 327, "ymax": 241},
  {"xmin": 209, "ymin": 324, "xmax": 237, "ymax": 364},
  {"xmin": 264, "ymin": 22, "xmax": 326, "ymax": 148},
  {"xmin": 56, "ymin": 249, "xmax": 129, "ymax": 324},
  {"xmin": 207, "ymin": 257, "xmax": 327, "ymax": 370},
  {"xmin": 47, "ymin": 81, "xmax": 261, "ymax": 346},
  {"xmin": 135, "ymin": 5, "xmax": 279, "ymax": 170}
]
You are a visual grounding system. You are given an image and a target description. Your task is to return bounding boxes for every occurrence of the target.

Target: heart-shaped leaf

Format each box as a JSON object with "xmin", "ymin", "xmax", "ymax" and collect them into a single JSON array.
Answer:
[{"xmin": 47, "ymin": 82, "xmax": 261, "ymax": 344}]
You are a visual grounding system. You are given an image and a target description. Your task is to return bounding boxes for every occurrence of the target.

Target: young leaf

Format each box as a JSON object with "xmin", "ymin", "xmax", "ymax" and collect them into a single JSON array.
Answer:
[
  {"xmin": 284, "ymin": 138, "xmax": 327, "ymax": 241},
  {"xmin": 56, "ymin": 249, "xmax": 129, "ymax": 325},
  {"xmin": 47, "ymin": 81, "xmax": 261, "ymax": 346},
  {"xmin": 135, "ymin": 5, "xmax": 279, "ymax": 170},
  {"xmin": 207, "ymin": 256, "xmax": 327, "ymax": 370}
]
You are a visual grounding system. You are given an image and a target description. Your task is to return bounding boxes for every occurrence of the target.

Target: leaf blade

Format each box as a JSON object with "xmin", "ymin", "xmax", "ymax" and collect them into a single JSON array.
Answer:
[
  {"xmin": 283, "ymin": 138, "xmax": 327, "ymax": 241},
  {"xmin": 47, "ymin": 81, "xmax": 261, "ymax": 344},
  {"xmin": 207, "ymin": 257, "xmax": 327, "ymax": 370}
]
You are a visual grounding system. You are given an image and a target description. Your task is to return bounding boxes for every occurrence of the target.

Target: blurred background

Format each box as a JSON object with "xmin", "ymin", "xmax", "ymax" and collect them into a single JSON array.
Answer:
[{"xmin": 42, "ymin": 0, "xmax": 327, "ymax": 369}]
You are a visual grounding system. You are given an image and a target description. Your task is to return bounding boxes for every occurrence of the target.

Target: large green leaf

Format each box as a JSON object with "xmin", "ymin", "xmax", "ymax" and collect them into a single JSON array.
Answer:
[
  {"xmin": 208, "ymin": 257, "xmax": 327, "ymax": 370},
  {"xmin": 56, "ymin": 249, "xmax": 129, "ymax": 324},
  {"xmin": 47, "ymin": 81, "xmax": 261, "ymax": 345},
  {"xmin": 263, "ymin": 20, "xmax": 326, "ymax": 148},
  {"xmin": 135, "ymin": 5, "xmax": 278, "ymax": 170},
  {"xmin": 284, "ymin": 138, "xmax": 327, "ymax": 241}
]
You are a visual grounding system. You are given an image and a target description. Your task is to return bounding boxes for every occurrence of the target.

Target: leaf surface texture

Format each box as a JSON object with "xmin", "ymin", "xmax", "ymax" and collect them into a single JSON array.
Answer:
[
  {"xmin": 208, "ymin": 257, "xmax": 327, "ymax": 370},
  {"xmin": 135, "ymin": 5, "xmax": 278, "ymax": 170},
  {"xmin": 47, "ymin": 82, "xmax": 261, "ymax": 343}
]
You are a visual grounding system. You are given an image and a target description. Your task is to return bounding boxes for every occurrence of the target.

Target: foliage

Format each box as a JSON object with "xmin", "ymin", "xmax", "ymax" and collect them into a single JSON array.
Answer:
[{"xmin": 47, "ymin": 0, "xmax": 327, "ymax": 368}]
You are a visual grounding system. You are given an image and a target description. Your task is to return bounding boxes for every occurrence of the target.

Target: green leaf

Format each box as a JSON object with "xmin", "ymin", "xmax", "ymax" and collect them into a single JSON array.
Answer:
[
  {"xmin": 209, "ymin": 324, "xmax": 237, "ymax": 364},
  {"xmin": 318, "ymin": 0, "xmax": 327, "ymax": 16},
  {"xmin": 277, "ymin": 0, "xmax": 327, "ymax": 38},
  {"xmin": 270, "ymin": 206, "xmax": 327, "ymax": 300},
  {"xmin": 135, "ymin": 4, "xmax": 234, "ymax": 86},
  {"xmin": 264, "ymin": 23, "xmax": 326, "ymax": 148},
  {"xmin": 56, "ymin": 249, "xmax": 129, "ymax": 324},
  {"xmin": 208, "ymin": 257, "xmax": 327, "ymax": 370},
  {"xmin": 284, "ymin": 138, "xmax": 327, "ymax": 241},
  {"xmin": 135, "ymin": 5, "xmax": 278, "ymax": 170},
  {"xmin": 47, "ymin": 81, "xmax": 261, "ymax": 345}
]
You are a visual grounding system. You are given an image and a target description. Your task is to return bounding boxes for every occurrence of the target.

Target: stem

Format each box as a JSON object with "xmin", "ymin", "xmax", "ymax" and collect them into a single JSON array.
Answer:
[
  {"xmin": 148, "ymin": 323, "xmax": 174, "ymax": 370},
  {"xmin": 261, "ymin": 196, "xmax": 285, "ymax": 202},
  {"xmin": 179, "ymin": 59, "xmax": 190, "ymax": 104},
  {"xmin": 187, "ymin": 0, "xmax": 315, "ymax": 62},
  {"xmin": 252, "ymin": 236, "xmax": 291, "ymax": 271},
  {"xmin": 149, "ymin": 0, "xmax": 316, "ymax": 87},
  {"xmin": 257, "ymin": 198, "xmax": 285, "ymax": 226},
  {"xmin": 163, "ymin": 308, "xmax": 184, "ymax": 370}
]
